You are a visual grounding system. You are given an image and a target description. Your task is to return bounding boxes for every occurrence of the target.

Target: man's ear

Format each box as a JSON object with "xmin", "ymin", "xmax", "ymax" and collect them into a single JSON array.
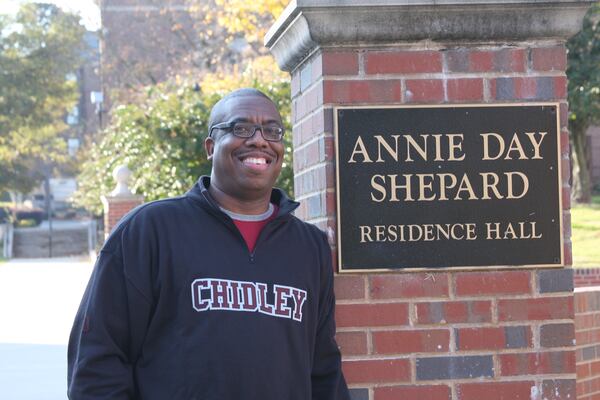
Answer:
[{"xmin": 204, "ymin": 136, "xmax": 215, "ymax": 160}]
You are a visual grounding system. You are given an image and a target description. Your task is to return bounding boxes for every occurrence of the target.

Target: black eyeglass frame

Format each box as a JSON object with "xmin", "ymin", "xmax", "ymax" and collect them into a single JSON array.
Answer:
[{"xmin": 208, "ymin": 121, "xmax": 285, "ymax": 142}]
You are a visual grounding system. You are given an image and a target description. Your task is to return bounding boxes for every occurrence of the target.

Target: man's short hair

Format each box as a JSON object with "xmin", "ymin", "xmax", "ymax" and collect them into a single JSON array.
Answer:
[{"xmin": 208, "ymin": 88, "xmax": 274, "ymax": 132}]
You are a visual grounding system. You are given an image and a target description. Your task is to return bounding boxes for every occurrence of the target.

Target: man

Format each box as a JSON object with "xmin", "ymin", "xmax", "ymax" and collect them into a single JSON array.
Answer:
[{"xmin": 68, "ymin": 88, "xmax": 350, "ymax": 399}]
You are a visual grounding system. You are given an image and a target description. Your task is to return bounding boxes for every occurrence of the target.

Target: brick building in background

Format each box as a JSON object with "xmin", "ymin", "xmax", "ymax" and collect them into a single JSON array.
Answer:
[
  {"xmin": 75, "ymin": 31, "xmax": 102, "ymax": 139},
  {"xmin": 266, "ymin": 1, "xmax": 593, "ymax": 399},
  {"xmin": 98, "ymin": 0, "xmax": 249, "ymax": 109},
  {"xmin": 29, "ymin": 30, "xmax": 101, "ymax": 208},
  {"xmin": 99, "ymin": 0, "xmax": 199, "ymax": 99}
]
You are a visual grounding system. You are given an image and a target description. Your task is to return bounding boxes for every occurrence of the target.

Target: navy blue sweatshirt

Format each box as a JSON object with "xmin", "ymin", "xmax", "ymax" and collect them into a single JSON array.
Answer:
[{"xmin": 68, "ymin": 177, "xmax": 350, "ymax": 399}]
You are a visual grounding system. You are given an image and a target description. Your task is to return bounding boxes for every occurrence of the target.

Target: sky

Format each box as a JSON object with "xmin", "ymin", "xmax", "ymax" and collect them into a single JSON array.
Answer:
[{"xmin": 0, "ymin": 0, "xmax": 101, "ymax": 30}]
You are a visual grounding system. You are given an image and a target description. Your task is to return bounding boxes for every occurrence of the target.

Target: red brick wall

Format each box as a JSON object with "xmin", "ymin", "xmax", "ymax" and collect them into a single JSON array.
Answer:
[
  {"xmin": 576, "ymin": 288, "xmax": 600, "ymax": 399},
  {"xmin": 576, "ymin": 269, "xmax": 600, "ymax": 287},
  {"xmin": 291, "ymin": 45, "xmax": 574, "ymax": 400},
  {"xmin": 102, "ymin": 197, "xmax": 144, "ymax": 237}
]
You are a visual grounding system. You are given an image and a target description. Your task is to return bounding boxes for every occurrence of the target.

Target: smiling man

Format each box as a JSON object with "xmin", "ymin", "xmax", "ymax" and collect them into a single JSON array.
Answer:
[{"xmin": 68, "ymin": 88, "xmax": 350, "ymax": 400}]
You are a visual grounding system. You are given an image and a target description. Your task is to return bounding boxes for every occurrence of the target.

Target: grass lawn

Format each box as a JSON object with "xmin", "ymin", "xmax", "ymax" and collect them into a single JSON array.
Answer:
[{"xmin": 572, "ymin": 195, "xmax": 600, "ymax": 267}]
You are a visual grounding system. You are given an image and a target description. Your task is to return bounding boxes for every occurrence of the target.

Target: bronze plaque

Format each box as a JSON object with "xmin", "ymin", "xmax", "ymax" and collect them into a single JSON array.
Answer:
[{"xmin": 334, "ymin": 104, "xmax": 563, "ymax": 272}]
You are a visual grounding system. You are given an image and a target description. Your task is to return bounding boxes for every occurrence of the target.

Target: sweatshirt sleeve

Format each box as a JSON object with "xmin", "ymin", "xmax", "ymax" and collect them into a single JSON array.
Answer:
[
  {"xmin": 67, "ymin": 221, "xmax": 155, "ymax": 399},
  {"xmin": 311, "ymin": 231, "xmax": 351, "ymax": 400}
]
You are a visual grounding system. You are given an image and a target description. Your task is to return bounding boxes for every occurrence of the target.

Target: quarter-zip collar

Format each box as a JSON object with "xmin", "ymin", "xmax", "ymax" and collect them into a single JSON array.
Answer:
[
  {"xmin": 186, "ymin": 176, "xmax": 299, "ymax": 262},
  {"xmin": 186, "ymin": 176, "xmax": 299, "ymax": 221}
]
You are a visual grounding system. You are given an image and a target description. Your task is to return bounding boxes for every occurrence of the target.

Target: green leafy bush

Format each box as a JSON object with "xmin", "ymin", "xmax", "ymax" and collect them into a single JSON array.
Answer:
[{"xmin": 74, "ymin": 66, "xmax": 292, "ymax": 215}]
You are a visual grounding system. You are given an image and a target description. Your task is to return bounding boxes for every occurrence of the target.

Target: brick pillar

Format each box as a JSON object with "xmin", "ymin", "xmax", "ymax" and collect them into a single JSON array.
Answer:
[
  {"xmin": 101, "ymin": 165, "xmax": 143, "ymax": 237},
  {"xmin": 266, "ymin": 1, "xmax": 593, "ymax": 399},
  {"xmin": 575, "ymin": 288, "xmax": 600, "ymax": 399}
]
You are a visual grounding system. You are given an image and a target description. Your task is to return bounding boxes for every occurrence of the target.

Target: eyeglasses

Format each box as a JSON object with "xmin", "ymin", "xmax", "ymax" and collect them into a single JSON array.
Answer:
[{"xmin": 209, "ymin": 121, "xmax": 285, "ymax": 142}]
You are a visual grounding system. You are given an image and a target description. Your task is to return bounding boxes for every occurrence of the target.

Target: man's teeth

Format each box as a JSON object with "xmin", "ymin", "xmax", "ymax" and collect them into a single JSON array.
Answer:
[{"xmin": 243, "ymin": 157, "xmax": 267, "ymax": 165}]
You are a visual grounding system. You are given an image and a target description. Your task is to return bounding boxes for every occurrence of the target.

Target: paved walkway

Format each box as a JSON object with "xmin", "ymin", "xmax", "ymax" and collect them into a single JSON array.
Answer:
[
  {"xmin": 0, "ymin": 257, "xmax": 94, "ymax": 399},
  {"xmin": 25, "ymin": 220, "xmax": 93, "ymax": 232}
]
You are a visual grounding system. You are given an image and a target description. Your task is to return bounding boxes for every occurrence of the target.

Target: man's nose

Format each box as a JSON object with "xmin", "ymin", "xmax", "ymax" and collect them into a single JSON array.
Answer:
[{"xmin": 246, "ymin": 127, "xmax": 269, "ymax": 147}]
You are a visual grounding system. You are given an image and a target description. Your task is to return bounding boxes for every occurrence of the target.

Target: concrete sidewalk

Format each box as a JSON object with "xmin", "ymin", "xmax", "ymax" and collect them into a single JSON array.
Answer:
[{"xmin": 0, "ymin": 257, "xmax": 94, "ymax": 399}]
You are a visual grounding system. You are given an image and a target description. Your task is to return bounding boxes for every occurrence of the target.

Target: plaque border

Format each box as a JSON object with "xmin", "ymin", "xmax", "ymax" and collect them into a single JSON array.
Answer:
[{"xmin": 333, "ymin": 102, "xmax": 564, "ymax": 273}]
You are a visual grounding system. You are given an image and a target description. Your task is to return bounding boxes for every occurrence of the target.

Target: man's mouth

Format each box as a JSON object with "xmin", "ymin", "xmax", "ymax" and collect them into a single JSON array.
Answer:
[
  {"xmin": 242, "ymin": 157, "xmax": 268, "ymax": 166},
  {"xmin": 238, "ymin": 154, "xmax": 274, "ymax": 171}
]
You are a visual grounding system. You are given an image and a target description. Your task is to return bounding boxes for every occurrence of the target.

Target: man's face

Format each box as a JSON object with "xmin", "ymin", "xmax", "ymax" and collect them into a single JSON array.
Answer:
[{"xmin": 205, "ymin": 95, "xmax": 284, "ymax": 200}]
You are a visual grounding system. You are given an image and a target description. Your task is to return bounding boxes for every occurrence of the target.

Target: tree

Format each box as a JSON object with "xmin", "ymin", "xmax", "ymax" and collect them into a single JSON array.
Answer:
[
  {"xmin": 73, "ymin": 59, "xmax": 292, "ymax": 215},
  {"xmin": 189, "ymin": 0, "xmax": 287, "ymax": 63},
  {"xmin": 567, "ymin": 2, "xmax": 600, "ymax": 203},
  {"xmin": 100, "ymin": 0, "xmax": 288, "ymax": 105},
  {"xmin": 0, "ymin": 3, "xmax": 85, "ymax": 194},
  {"xmin": 76, "ymin": 0, "xmax": 294, "ymax": 214},
  {"xmin": 73, "ymin": 84, "xmax": 211, "ymax": 215}
]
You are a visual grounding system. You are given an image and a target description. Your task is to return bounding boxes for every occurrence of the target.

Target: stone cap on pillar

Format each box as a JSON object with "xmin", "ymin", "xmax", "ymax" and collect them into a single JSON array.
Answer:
[
  {"xmin": 265, "ymin": 0, "xmax": 594, "ymax": 71},
  {"xmin": 100, "ymin": 165, "xmax": 144, "ymax": 237},
  {"xmin": 100, "ymin": 164, "xmax": 144, "ymax": 206},
  {"xmin": 111, "ymin": 164, "xmax": 134, "ymax": 197}
]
